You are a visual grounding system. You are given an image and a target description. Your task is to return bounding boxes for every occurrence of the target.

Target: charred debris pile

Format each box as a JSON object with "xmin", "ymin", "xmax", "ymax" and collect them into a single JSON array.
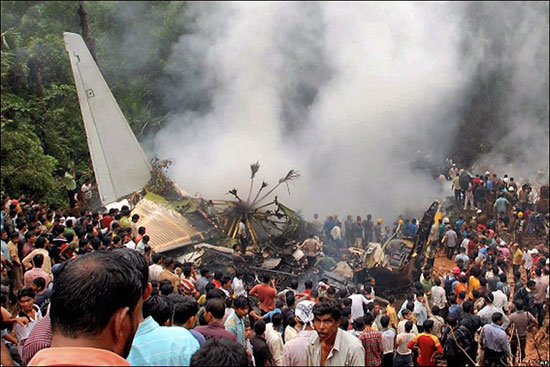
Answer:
[{"xmin": 149, "ymin": 161, "xmax": 439, "ymax": 293}]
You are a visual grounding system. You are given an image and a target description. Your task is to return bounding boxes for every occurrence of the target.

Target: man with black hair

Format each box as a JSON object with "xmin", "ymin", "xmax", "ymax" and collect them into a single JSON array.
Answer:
[
  {"xmin": 28, "ymin": 251, "xmax": 142, "ymax": 366},
  {"xmin": 169, "ymin": 294, "xmax": 206, "ymax": 345},
  {"xmin": 441, "ymin": 314, "xmax": 472, "ymax": 367},
  {"xmin": 149, "ymin": 253, "xmax": 164, "ymax": 282},
  {"xmin": 23, "ymin": 253, "xmax": 50, "ymax": 289},
  {"xmin": 251, "ymin": 320, "xmax": 273, "ymax": 367},
  {"xmin": 195, "ymin": 298, "xmax": 237, "ymax": 341},
  {"xmin": 509, "ymin": 299, "xmax": 536, "ymax": 364},
  {"xmin": 190, "ymin": 338, "xmax": 250, "ymax": 367},
  {"xmin": 159, "ymin": 279, "xmax": 175, "ymax": 296},
  {"xmin": 308, "ymin": 300, "xmax": 365, "ymax": 366},
  {"xmin": 180, "ymin": 265, "xmax": 199, "ymax": 298},
  {"xmin": 142, "ymin": 295, "xmax": 174, "ymax": 326},
  {"xmin": 250, "ymin": 275, "xmax": 277, "ymax": 314},
  {"xmin": 407, "ymin": 319, "xmax": 443, "ymax": 367},
  {"xmin": 395, "ymin": 320, "xmax": 415, "ymax": 367},
  {"xmin": 195, "ymin": 267, "xmax": 212, "ymax": 295},
  {"xmin": 158, "ymin": 256, "xmax": 179, "ymax": 293},
  {"xmin": 111, "ymin": 248, "xmax": 200, "ymax": 367},
  {"xmin": 481, "ymin": 312, "xmax": 511, "ymax": 367},
  {"xmin": 21, "ymin": 231, "xmax": 37, "ymax": 258},
  {"xmin": 225, "ymin": 295, "xmax": 249, "ymax": 345},
  {"xmin": 22, "ymin": 235, "xmax": 52, "ymax": 275},
  {"xmin": 359, "ymin": 312, "xmax": 383, "ymax": 366},
  {"xmin": 265, "ymin": 312, "xmax": 284, "ymax": 366},
  {"xmin": 380, "ymin": 315, "xmax": 395, "ymax": 367}
]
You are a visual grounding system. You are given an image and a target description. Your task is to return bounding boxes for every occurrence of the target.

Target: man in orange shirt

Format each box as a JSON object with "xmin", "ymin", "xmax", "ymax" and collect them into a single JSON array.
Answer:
[
  {"xmin": 454, "ymin": 274, "xmax": 468, "ymax": 299},
  {"xmin": 407, "ymin": 319, "xmax": 443, "ymax": 367},
  {"xmin": 28, "ymin": 251, "xmax": 144, "ymax": 366},
  {"xmin": 249, "ymin": 275, "xmax": 277, "ymax": 314}
]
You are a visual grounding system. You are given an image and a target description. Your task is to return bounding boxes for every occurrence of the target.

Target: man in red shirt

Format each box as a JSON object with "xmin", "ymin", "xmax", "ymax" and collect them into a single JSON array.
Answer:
[
  {"xmin": 407, "ymin": 319, "xmax": 443, "ymax": 367},
  {"xmin": 249, "ymin": 275, "xmax": 277, "ymax": 314}
]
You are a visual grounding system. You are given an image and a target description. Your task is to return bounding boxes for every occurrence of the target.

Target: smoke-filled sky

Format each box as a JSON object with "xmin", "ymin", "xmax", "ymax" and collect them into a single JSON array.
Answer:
[{"xmin": 147, "ymin": 2, "xmax": 549, "ymax": 221}]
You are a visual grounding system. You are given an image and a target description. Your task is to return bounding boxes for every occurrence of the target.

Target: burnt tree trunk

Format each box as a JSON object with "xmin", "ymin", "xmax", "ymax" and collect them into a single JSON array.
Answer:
[{"xmin": 78, "ymin": 2, "xmax": 97, "ymax": 61}]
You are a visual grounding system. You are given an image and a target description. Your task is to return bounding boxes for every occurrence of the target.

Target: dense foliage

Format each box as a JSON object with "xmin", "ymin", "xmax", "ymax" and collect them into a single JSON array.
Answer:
[{"xmin": 1, "ymin": 1, "xmax": 190, "ymax": 204}]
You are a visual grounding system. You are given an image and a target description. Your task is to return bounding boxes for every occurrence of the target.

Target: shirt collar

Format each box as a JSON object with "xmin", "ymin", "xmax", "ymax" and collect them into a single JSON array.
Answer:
[{"xmin": 137, "ymin": 316, "xmax": 160, "ymax": 336}]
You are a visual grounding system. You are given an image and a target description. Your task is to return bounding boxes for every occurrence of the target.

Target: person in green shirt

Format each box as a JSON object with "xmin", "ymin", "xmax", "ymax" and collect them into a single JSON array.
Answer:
[
  {"xmin": 314, "ymin": 252, "xmax": 337, "ymax": 272},
  {"xmin": 64, "ymin": 167, "xmax": 77, "ymax": 208}
]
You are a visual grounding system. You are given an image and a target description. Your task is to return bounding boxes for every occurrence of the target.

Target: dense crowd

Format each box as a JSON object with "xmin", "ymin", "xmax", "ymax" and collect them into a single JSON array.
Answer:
[{"xmin": 0, "ymin": 163, "xmax": 548, "ymax": 367}]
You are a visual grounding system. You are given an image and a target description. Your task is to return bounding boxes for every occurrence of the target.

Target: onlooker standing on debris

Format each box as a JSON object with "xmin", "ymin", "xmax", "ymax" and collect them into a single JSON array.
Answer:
[
  {"xmin": 299, "ymin": 234, "xmax": 321, "ymax": 269},
  {"xmin": 238, "ymin": 218, "xmax": 248, "ymax": 255}
]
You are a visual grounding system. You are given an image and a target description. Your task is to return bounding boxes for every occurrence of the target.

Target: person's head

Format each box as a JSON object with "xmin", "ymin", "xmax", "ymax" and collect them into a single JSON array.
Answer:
[
  {"xmin": 163, "ymin": 257, "xmax": 175, "ymax": 270},
  {"xmin": 380, "ymin": 315, "xmax": 390, "ymax": 329},
  {"xmin": 404, "ymin": 320, "xmax": 413, "ymax": 333},
  {"xmin": 446, "ymin": 314, "xmax": 458, "ymax": 328},
  {"xmin": 30, "ymin": 277, "xmax": 46, "ymax": 294},
  {"xmin": 304, "ymin": 280, "xmax": 313, "ymax": 290},
  {"xmin": 143, "ymin": 295, "xmax": 174, "ymax": 326},
  {"xmin": 484, "ymin": 292, "xmax": 494, "ymax": 305},
  {"xmin": 221, "ymin": 276, "xmax": 232, "ymax": 289},
  {"xmin": 152, "ymin": 253, "xmax": 163, "ymax": 265},
  {"xmin": 205, "ymin": 298, "xmax": 225, "ymax": 322},
  {"xmin": 492, "ymin": 312, "xmax": 504, "ymax": 326},
  {"xmin": 32, "ymin": 253, "xmax": 44, "ymax": 269},
  {"xmin": 462, "ymin": 301, "xmax": 473, "ymax": 314},
  {"xmin": 50, "ymin": 251, "xmax": 143, "ymax": 358},
  {"xmin": 527, "ymin": 279, "xmax": 536, "ymax": 291},
  {"xmin": 131, "ymin": 214, "xmax": 139, "ymax": 223},
  {"xmin": 353, "ymin": 317, "xmax": 365, "ymax": 331},
  {"xmin": 190, "ymin": 338, "xmax": 249, "ymax": 367},
  {"xmin": 272, "ymin": 312, "xmax": 283, "ymax": 328},
  {"xmin": 313, "ymin": 300, "xmax": 342, "ymax": 341},
  {"xmin": 159, "ymin": 280, "xmax": 174, "ymax": 295},
  {"xmin": 387, "ymin": 295, "xmax": 395, "ymax": 305},
  {"xmin": 261, "ymin": 274, "xmax": 270, "ymax": 284},
  {"xmin": 402, "ymin": 309, "xmax": 412, "ymax": 320},
  {"xmin": 234, "ymin": 295, "xmax": 250, "ymax": 318},
  {"xmin": 18, "ymin": 288, "xmax": 36, "ymax": 313},
  {"xmin": 254, "ymin": 319, "xmax": 266, "ymax": 336},
  {"xmin": 423, "ymin": 319, "xmax": 434, "ymax": 333},
  {"xmin": 514, "ymin": 299, "xmax": 524, "ymax": 311},
  {"xmin": 200, "ymin": 267, "xmax": 211, "ymax": 278}
]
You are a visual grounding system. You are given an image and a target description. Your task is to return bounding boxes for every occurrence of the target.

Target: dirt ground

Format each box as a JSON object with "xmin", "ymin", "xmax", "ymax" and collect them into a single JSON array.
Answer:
[{"xmin": 431, "ymin": 252, "xmax": 550, "ymax": 366}]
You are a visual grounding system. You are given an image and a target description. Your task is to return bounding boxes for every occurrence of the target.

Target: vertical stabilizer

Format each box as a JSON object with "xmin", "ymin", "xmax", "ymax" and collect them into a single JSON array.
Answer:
[{"xmin": 63, "ymin": 32, "xmax": 151, "ymax": 205}]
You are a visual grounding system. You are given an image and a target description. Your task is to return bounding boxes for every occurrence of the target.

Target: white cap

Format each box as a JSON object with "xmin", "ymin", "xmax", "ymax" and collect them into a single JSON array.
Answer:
[
  {"xmin": 529, "ymin": 249, "xmax": 539, "ymax": 255},
  {"xmin": 443, "ymin": 218, "xmax": 450, "ymax": 224}
]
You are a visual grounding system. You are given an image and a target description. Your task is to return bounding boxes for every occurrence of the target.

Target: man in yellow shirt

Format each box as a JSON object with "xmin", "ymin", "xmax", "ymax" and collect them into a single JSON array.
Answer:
[
  {"xmin": 512, "ymin": 243, "xmax": 523, "ymax": 274},
  {"xmin": 385, "ymin": 295, "xmax": 399, "ymax": 330}
]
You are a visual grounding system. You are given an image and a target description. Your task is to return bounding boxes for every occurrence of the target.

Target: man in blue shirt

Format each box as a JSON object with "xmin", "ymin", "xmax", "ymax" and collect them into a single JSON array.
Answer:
[
  {"xmin": 481, "ymin": 312, "xmax": 511, "ymax": 367},
  {"xmin": 225, "ymin": 295, "xmax": 249, "ymax": 345}
]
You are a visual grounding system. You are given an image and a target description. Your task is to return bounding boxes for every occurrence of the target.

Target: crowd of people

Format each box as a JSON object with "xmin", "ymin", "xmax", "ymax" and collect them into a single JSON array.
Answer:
[{"xmin": 0, "ymin": 163, "xmax": 548, "ymax": 367}]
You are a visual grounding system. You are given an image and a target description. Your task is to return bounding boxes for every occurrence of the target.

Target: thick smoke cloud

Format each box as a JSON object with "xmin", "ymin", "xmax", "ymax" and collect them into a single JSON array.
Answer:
[{"xmin": 150, "ymin": 2, "xmax": 549, "ymax": 221}]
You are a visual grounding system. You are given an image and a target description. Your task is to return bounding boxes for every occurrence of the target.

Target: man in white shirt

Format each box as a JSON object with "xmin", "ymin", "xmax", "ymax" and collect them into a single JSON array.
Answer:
[
  {"xmin": 397, "ymin": 309, "xmax": 419, "ymax": 334},
  {"xmin": 431, "ymin": 278, "xmax": 447, "ymax": 310},
  {"xmin": 232, "ymin": 271, "xmax": 246, "ymax": 297},
  {"xmin": 265, "ymin": 313, "xmax": 284, "ymax": 366},
  {"xmin": 348, "ymin": 287, "xmax": 372, "ymax": 321},
  {"xmin": 149, "ymin": 253, "xmax": 164, "ymax": 282},
  {"xmin": 492, "ymin": 286, "xmax": 508, "ymax": 312}
]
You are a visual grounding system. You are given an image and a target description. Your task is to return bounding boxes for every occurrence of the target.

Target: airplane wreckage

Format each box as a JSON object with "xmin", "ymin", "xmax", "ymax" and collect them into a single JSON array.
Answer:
[{"xmin": 64, "ymin": 32, "xmax": 440, "ymax": 292}]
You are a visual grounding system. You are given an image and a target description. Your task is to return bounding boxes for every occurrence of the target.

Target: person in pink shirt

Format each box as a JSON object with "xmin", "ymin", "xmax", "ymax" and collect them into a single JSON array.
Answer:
[{"xmin": 23, "ymin": 254, "xmax": 50, "ymax": 289}]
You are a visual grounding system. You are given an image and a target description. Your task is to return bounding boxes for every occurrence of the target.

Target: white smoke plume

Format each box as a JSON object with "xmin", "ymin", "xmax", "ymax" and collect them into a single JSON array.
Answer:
[{"xmin": 150, "ymin": 2, "xmax": 548, "ymax": 221}]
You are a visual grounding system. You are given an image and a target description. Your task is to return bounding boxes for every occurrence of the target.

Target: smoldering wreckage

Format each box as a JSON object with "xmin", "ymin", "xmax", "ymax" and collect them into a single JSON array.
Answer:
[{"xmin": 63, "ymin": 32, "xmax": 546, "ymax": 302}]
